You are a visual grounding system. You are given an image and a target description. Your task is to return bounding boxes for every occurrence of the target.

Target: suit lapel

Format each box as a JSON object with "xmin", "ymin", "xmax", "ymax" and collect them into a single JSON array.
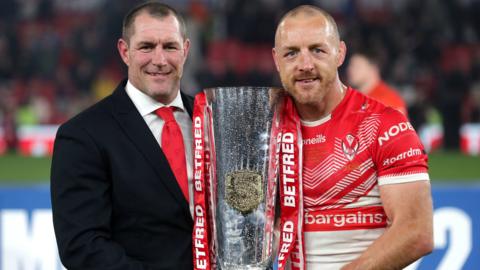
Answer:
[
  {"xmin": 109, "ymin": 81, "xmax": 190, "ymax": 214},
  {"xmin": 181, "ymin": 92, "xmax": 194, "ymax": 118}
]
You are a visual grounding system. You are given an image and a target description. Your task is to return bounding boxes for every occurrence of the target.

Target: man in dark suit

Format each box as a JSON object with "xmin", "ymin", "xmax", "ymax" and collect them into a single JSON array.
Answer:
[{"xmin": 51, "ymin": 2, "xmax": 194, "ymax": 269}]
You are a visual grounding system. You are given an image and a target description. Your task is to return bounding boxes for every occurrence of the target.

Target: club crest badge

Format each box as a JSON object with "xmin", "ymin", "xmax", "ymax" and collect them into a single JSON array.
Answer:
[
  {"xmin": 225, "ymin": 170, "xmax": 263, "ymax": 214},
  {"xmin": 342, "ymin": 134, "xmax": 359, "ymax": 161}
]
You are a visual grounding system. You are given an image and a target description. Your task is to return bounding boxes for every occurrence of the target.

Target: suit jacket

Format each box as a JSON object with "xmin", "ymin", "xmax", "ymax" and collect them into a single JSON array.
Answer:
[{"xmin": 51, "ymin": 80, "xmax": 194, "ymax": 270}]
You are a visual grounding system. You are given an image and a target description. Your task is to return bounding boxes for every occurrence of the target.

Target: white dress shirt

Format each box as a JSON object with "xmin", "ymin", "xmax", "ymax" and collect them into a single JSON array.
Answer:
[{"xmin": 125, "ymin": 81, "xmax": 194, "ymax": 215}]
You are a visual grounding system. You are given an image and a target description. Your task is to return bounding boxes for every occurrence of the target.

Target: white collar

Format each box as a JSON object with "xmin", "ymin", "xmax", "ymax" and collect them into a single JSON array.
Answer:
[
  {"xmin": 301, "ymin": 114, "xmax": 332, "ymax": 127},
  {"xmin": 125, "ymin": 80, "xmax": 185, "ymax": 116}
]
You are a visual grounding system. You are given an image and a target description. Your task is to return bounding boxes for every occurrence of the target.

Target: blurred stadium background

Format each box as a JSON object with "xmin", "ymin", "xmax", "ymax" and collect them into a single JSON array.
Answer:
[{"xmin": 0, "ymin": 0, "xmax": 479, "ymax": 269}]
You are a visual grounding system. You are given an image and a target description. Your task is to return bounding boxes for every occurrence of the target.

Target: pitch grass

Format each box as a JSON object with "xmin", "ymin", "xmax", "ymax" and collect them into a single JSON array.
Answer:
[
  {"xmin": 0, "ymin": 151, "xmax": 478, "ymax": 184},
  {"xmin": 0, "ymin": 154, "xmax": 52, "ymax": 184},
  {"xmin": 427, "ymin": 151, "xmax": 480, "ymax": 181}
]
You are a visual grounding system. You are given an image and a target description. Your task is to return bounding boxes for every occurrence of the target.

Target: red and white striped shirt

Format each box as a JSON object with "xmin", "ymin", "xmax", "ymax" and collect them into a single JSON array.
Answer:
[{"xmin": 299, "ymin": 87, "xmax": 429, "ymax": 269}]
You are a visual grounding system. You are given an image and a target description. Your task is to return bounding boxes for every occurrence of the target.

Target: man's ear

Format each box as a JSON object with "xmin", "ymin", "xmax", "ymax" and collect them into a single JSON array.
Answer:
[
  {"xmin": 337, "ymin": 41, "xmax": 347, "ymax": 68},
  {"xmin": 117, "ymin": 38, "xmax": 130, "ymax": 66},
  {"xmin": 183, "ymin": 38, "xmax": 191, "ymax": 58},
  {"xmin": 272, "ymin": 47, "xmax": 280, "ymax": 72}
]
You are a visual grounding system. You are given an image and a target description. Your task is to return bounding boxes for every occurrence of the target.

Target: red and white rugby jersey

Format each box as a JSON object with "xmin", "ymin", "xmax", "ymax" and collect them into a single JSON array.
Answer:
[{"xmin": 299, "ymin": 87, "xmax": 429, "ymax": 269}]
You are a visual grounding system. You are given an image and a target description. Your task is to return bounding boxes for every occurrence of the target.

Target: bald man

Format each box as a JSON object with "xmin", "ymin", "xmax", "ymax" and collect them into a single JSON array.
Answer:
[{"xmin": 272, "ymin": 5, "xmax": 433, "ymax": 270}]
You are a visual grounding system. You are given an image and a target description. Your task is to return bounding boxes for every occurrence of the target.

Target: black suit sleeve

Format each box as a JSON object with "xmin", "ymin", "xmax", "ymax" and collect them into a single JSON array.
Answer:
[{"xmin": 51, "ymin": 123, "xmax": 149, "ymax": 270}]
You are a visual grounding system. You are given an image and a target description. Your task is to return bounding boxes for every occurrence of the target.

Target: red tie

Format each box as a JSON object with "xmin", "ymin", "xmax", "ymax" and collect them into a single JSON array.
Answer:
[{"xmin": 155, "ymin": 107, "xmax": 189, "ymax": 202}]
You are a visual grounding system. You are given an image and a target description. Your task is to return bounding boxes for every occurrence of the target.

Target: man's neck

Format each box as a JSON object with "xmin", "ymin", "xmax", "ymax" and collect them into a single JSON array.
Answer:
[{"xmin": 296, "ymin": 83, "xmax": 347, "ymax": 122}]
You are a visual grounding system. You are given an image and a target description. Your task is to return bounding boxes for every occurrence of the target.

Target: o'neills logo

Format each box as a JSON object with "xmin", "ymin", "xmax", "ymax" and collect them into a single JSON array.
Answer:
[
  {"xmin": 383, "ymin": 147, "xmax": 422, "ymax": 166},
  {"xmin": 303, "ymin": 134, "xmax": 326, "ymax": 145},
  {"xmin": 281, "ymin": 132, "xmax": 296, "ymax": 208},
  {"xmin": 378, "ymin": 122, "xmax": 414, "ymax": 146}
]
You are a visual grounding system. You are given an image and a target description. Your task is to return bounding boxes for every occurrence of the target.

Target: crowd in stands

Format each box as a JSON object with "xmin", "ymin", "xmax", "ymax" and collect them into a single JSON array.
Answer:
[{"xmin": 0, "ymin": 0, "xmax": 479, "ymax": 150}]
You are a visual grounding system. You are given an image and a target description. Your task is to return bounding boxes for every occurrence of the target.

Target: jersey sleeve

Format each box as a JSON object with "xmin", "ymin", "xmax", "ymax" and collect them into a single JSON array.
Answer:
[{"xmin": 373, "ymin": 108, "xmax": 429, "ymax": 185}]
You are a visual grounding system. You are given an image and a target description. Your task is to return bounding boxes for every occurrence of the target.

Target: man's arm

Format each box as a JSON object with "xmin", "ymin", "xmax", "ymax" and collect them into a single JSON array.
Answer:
[
  {"xmin": 51, "ymin": 123, "xmax": 148, "ymax": 270},
  {"xmin": 341, "ymin": 180, "xmax": 433, "ymax": 270}
]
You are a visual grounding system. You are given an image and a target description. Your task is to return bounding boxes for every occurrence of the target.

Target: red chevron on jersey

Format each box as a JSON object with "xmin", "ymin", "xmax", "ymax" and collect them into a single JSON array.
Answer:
[{"xmin": 302, "ymin": 114, "xmax": 382, "ymax": 210}]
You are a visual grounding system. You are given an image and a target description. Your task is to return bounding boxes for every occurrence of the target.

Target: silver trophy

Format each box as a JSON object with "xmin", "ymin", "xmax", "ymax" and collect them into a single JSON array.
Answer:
[{"xmin": 203, "ymin": 87, "xmax": 283, "ymax": 270}]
